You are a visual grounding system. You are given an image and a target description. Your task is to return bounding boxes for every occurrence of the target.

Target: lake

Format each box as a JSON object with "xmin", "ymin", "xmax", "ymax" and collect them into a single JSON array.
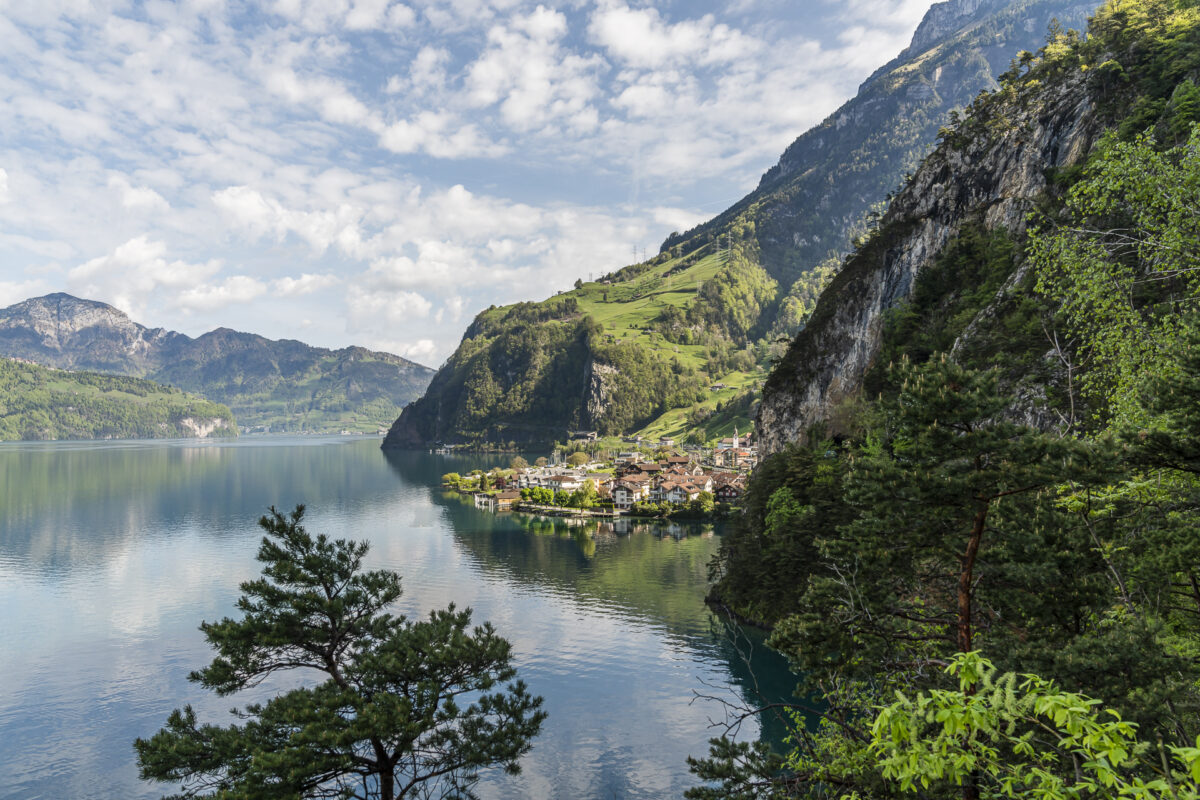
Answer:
[{"xmin": 0, "ymin": 436, "xmax": 795, "ymax": 799}]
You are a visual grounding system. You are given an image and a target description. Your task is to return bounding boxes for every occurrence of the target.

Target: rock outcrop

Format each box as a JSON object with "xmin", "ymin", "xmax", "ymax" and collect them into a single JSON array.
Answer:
[
  {"xmin": 757, "ymin": 65, "xmax": 1100, "ymax": 455},
  {"xmin": 383, "ymin": 0, "xmax": 1091, "ymax": 448}
]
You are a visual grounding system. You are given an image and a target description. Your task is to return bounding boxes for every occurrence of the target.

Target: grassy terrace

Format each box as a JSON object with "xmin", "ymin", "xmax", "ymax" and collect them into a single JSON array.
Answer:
[{"xmin": 568, "ymin": 247, "xmax": 759, "ymax": 443}]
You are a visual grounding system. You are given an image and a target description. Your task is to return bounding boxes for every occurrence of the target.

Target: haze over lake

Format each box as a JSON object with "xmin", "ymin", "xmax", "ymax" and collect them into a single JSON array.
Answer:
[{"xmin": 0, "ymin": 436, "xmax": 791, "ymax": 799}]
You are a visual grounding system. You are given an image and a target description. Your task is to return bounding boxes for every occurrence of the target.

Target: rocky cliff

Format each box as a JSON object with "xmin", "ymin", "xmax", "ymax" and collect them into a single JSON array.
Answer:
[
  {"xmin": 757, "ymin": 0, "xmax": 1198, "ymax": 454},
  {"xmin": 0, "ymin": 294, "xmax": 436, "ymax": 432},
  {"xmin": 384, "ymin": 0, "xmax": 1090, "ymax": 449},
  {"xmin": 758, "ymin": 70, "xmax": 1098, "ymax": 453}
]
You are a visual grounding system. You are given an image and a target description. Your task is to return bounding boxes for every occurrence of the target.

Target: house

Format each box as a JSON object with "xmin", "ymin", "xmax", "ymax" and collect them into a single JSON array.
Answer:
[
  {"xmin": 615, "ymin": 451, "xmax": 639, "ymax": 463},
  {"xmin": 585, "ymin": 472, "xmax": 613, "ymax": 491},
  {"xmin": 612, "ymin": 478, "xmax": 651, "ymax": 510},
  {"xmin": 547, "ymin": 474, "xmax": 583, "ymax": 492},
  {"xmin": 664, "ymin": 482, "xmax": 704, "ymax": 504},
  {"xmin": 715, "ymin": 481, "xmax": 745, "ymax": 503},
  {"xmin": 716, "ymin": 430, "xmax": 752, "ymax": 452},
  {"xmin": 617, "ymin": 461, "xmax": 662, "ymax": 478},
  {"xmin": 569, "ymin": 430, "xmax": 598, "ymax": 441},
  {"xmin": 495, "ymin": 490, "xmax": 523, "ymax": 510},
  {"xmin": 664, "ymin": 455, "xmax": 691, "ymax": 467}
]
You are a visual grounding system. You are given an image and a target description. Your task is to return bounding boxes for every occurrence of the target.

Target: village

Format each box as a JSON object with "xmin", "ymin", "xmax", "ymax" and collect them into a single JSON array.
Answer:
[{"xmin": 441, "ymin": 430, "xmax": 758, "ymax": 519}]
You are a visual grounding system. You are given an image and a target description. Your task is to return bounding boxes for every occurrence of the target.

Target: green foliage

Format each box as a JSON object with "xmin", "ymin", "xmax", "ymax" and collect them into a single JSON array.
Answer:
[
  {"xmin": 0, "ymin": 358, "xmax": 236, "ymax": 441},
  {"xmin": 871, "ymin": 651, "xmax": 1200, "ymax": 800},
  {"xmin": 865, "ymin": 222, "xmax": 1018, "ymax": 390},
  {"xmin": 1032, "ymin": 126, "xmax": 1200, "ymax": 426},
  {"xmin": 134, "ymin": 506, "xmax": 545, "ymax": 800},
  {"xmin": 388, "ymin": 0, "xmax": 1081, "ymax": 448},
  {"xmin": 694, "ymin": 5, "xmax": 1200, "ymax": 798},
  {"xmin": 709, "ymin": 434, "xmax": 852, "ymax": 625}
]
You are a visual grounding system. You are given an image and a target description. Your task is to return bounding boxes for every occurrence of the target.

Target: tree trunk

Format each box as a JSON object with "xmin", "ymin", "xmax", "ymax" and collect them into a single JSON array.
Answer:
[
  {"xmin": 958, "ymin": 506, "xmax": 987, "ymax": 655},
  {"xmin": 959, "ymin": 505, "xmax": 988, "ymax": 800}
]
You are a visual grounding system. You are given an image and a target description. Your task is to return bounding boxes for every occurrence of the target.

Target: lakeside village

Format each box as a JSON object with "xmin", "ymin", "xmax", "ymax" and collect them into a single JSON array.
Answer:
[{"xmin": 439, "ymin": 430, "xmax": 758, "ymax": 520}]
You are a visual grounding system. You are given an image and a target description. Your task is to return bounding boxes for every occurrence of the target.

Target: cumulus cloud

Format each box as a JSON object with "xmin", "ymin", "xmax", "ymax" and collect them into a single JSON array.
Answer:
[
  {"xmin": 176, "ymin": 275, "xmax": 270, "ymax": 311},
  {"xmin": 68, "ymin": 237, "xmax": 223, "ymax": 315},
  {"xmin": 274, "ymin": 273, "xmax": 341, "ymax": 296},
  {"xmin": 588, "ymin": 3, "xmax": 760, "ymax": 69},
  {"xmin": 0, "ymin": 0, "xmax": 934, "ymax": 356},
  {"xmin": 0, "ymin": 278, "xmax": 51, "ymax": 308},
  {"xmin": 109, "ymin": 176, "xmax": 169, "ymax": 212},
  {"xmin": 465, "ymin": 5, "xmax": 603, "ymax": 132},
  {"xmin": 379, "ymin": 113, "xmax": 507, "ymax": 158},
  {"xmin": 345, "ymin": 283, "xmax": 433, "ymax": 326}
]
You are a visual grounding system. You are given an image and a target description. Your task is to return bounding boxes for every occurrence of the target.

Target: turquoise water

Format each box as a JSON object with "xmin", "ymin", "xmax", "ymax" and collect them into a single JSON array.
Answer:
[{"xmin": 0, "ymin": 436, "xmax": 794, "ymax": 799}]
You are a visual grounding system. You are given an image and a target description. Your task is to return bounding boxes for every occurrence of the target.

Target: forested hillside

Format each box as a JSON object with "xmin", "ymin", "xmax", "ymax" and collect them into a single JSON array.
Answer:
[
  {"xmin": 695, "ymin": 1, "xmax": 1200, "ymax": 795},
  {"xmin": 0, "ymin": 358, "xmax": 236, "ymax": 441},
  {"xmin": 384, "ymin": 0, "xmax": 1089, "ymax": 449},
  {"xmin": 0, "ymin": 294, "xmax": 435, "ymax": 433}
]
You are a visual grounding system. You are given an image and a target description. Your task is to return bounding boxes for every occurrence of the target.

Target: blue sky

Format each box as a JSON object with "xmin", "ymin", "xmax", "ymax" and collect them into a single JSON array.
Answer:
[{"xmin": 0, "ymin": 0, "xmax": 935, "ymax": 366}]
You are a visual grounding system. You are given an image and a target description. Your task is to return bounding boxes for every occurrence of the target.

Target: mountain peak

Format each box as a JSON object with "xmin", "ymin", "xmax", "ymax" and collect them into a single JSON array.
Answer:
[{"xmin": 905, "ymin": 0, "xmax": 1004, "ymax": 57}]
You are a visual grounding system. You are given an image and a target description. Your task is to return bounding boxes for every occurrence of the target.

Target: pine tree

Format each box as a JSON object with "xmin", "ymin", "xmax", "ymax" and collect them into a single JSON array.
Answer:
[{"xmin": 134, "ymin": 506, "xmax": 546, "ymax": 800}]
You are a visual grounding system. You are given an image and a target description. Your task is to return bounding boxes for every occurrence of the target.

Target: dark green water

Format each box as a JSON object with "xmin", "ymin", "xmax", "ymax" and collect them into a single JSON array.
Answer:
[{"xmin": 0, "ymin": 436, "xmax": 795, "ymax": 799}]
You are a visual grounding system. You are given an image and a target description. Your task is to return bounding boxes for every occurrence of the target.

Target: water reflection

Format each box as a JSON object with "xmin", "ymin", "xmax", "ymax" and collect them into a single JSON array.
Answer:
[{"xmin": 0, "ymin": 439, "xmax": 796, "ymax": 800}]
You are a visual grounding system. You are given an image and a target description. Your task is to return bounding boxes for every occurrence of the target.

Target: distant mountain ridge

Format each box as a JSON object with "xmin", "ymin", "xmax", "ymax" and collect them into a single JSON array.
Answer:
[
  {"xmin": 0, "ymin": 293, "xmax": 436, "ymax": 433},
  {"xmin": 383, "ymin": 0, "xmax": 1092, "ymax": 450}
]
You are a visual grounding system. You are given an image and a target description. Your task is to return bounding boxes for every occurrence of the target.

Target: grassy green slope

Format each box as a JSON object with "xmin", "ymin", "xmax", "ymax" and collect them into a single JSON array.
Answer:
[
  {"xmin": 0, "ymin": 358, "xmax": 237, "ymax": 441},
  {"xmin": 383, "ymin": 0, "xmax": 1090, "ymax": 449}
]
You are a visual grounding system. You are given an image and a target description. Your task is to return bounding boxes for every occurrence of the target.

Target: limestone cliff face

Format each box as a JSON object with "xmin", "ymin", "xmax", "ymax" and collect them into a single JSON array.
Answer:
[
  {"xmin": 757, "ymin": 69, "xmax": 1100, "ymax": 455},
  {"xmin": 0, "ymin": 293, "xmax": 183, "ymax": 374},
  {"xmin": 583, "ymin": 360, "xmax": 620, "ymax": 430}
]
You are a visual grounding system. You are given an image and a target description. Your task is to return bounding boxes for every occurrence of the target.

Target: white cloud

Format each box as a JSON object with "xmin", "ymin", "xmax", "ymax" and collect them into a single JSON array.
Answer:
[
  {"xmin": 400, "ymin": 338, "xmax": 436, "ymax": 361},
  {"xmin": 652, "ymin": 206, "xmax": 708, "ymax": 234},
  {"xmin": 379, "ymin": 113, "xmax": 506, "ymax": 158},
  {"xmin": 0, "ymin": 0, "xmax": 936, "ymax": 357},
  {"xmin": 0, "ymin": 278, "xmax": 51, "ymax": 308},
  {"xmin": 465, "ymin": 6, "xmax": 603, "ymax": 133},
  {"xmin": 388, "ymin": 46, "xmax": 451, "ymax": 96},
  {"xmin": 274, "ymin": 273, "xmax": 341, "ymax": 296},
  {"xmin": 176, "ymin": 275, "xmax": 270, "ymax": 311},
  {"xmin": 67, "ymin": 236, "xmax": 223, "ymax": 316},
  {"xmin": 108, "ymin": 176, "xmax": 169, "ymax": 212},
  {"xmin": 588, "ymin": 3, "xmax": 760, "ymax": 69},
  {"xmin": 345, "ymin": 283, "xmax": 433, "ymax": 326}
]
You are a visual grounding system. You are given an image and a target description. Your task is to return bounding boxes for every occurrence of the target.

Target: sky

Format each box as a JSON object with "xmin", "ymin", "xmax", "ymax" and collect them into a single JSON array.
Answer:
[{"xmin": 0, "ymin": 0, "xmax": 936, "ymax": 367}]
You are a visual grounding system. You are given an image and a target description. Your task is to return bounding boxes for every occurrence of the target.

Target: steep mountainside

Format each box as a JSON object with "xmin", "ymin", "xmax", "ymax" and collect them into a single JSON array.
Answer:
[
  {"xmin": 384, "ymin": 0, "xmax": 1091, "ymax": 450},
  {"xmin": 758, "ymin": 0, "xmax": 1200, "ymax": 453},
  {"xmin": 0, "ymin": 294, "xmax": 435, "ymax": 433},
  {"xmin": 0, "ymin": 357, "xmax": 236, "ymax": 441}
]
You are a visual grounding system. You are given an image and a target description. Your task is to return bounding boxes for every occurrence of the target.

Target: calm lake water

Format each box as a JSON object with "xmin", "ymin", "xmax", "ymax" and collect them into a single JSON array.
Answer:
[{"xmin": 0, "ymin": 436, "xmax": 795, "ymax": 799}]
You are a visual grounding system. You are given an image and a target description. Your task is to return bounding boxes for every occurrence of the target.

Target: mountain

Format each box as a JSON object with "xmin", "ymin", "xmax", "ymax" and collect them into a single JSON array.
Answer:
[
  {"xmin": 0, "ymin": 294, "xmax": 436, "ymax": 433},
  {"xmin": 383, "ymin": 0, "xmax": 1092, "ymax": 450},
  {"xmin": 0, "ymin": 357, "xmax": 236, "ymax": 441},
  {"xmin": 756, "ymin": 0, "xmax": 1200, "ymax": 454}
]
